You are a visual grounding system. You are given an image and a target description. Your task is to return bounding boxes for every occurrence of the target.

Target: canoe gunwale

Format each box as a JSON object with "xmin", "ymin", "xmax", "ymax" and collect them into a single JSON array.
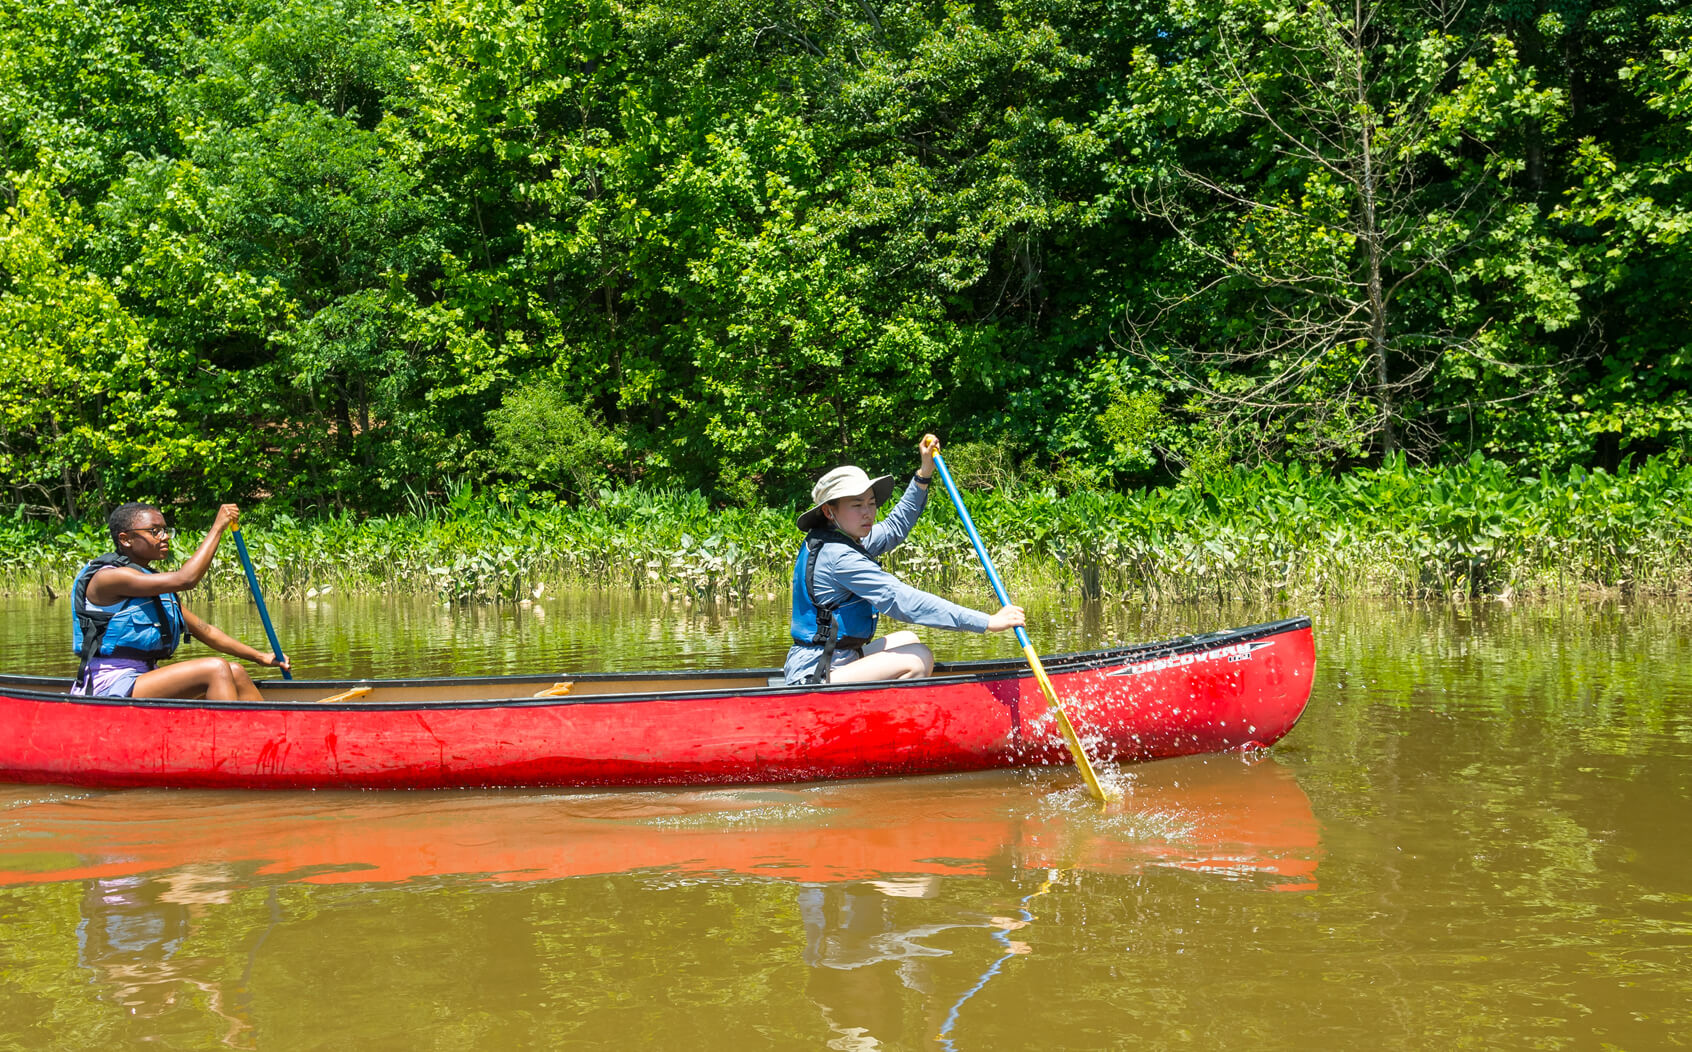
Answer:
[{"xmin": 0, "ymin": 616, "xmax": 1312, "ymax": 712}]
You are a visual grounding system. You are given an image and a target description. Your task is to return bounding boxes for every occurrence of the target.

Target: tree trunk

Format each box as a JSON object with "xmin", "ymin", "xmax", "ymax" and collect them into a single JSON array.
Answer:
[{"xmin": 1353, "ymin": 0, "xmax": 1396, "ymax": 457}]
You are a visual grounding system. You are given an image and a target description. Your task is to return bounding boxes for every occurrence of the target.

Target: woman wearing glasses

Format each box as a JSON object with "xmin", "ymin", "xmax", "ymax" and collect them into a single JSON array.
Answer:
[{"xmin": 69, "ymin": 502, "xmax": 290, "ymax": 699}]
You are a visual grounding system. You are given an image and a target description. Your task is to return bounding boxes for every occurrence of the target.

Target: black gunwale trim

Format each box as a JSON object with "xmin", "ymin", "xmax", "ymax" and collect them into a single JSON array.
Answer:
[{"xmin": 0, "ymin": 617, "xmax": 1312, "ymax": 713}]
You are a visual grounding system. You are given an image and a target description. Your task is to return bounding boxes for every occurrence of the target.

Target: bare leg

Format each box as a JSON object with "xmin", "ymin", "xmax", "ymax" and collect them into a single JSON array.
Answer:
[
  {"xmin": 227, "ymin": 662, "xmax": 262, "ymax": 701},
  {"xmin": 133, "ymin": 658, "xmax": 262, "ymax": 701},
  {"xmin": 827, "ymin": 631, "xmax": 935, "ymax": 683}
]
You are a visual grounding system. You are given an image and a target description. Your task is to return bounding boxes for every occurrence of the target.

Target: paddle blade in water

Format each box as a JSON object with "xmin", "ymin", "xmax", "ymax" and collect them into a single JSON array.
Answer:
[{"xmin": 1023, "ymin": 643, "xmax": 1118, "ymax": 803}]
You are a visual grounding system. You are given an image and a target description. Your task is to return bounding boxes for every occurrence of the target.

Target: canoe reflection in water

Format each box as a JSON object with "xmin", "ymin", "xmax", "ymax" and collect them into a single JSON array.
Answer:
[
  {"xmin": 2, "ymin": 755, "xmax": 1320, "ymax": 1044},
  {"xmin": 2, "ymin": 755, "xmax": 1319, "ymax": 889}
]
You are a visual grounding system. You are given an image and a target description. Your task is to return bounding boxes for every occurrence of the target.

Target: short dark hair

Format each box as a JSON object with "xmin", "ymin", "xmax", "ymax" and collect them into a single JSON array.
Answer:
[{"xmin": 108, "ymin": 503, "xmax": 159, "ymax": 549}]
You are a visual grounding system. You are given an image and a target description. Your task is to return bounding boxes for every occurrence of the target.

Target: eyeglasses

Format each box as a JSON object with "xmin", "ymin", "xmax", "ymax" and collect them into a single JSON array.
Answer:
[{"xmin": 131, "ymin": 525, "xmax": 173, "ymax": 540}]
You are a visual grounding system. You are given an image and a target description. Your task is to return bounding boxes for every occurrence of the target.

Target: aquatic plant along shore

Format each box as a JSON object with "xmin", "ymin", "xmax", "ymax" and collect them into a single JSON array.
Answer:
[{"xmin": 4, "ymin": 455, "xmax": 1688, "ymax": 604}]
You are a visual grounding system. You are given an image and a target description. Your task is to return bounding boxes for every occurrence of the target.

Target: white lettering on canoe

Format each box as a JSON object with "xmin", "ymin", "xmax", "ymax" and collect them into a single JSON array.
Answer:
[{"xmin": 1109, "ymin": 640, "xmax": 1273, "ymax": 677}]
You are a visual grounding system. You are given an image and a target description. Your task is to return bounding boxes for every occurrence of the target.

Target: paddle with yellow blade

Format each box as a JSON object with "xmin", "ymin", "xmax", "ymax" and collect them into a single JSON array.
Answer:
[{"xmin": 930, "ymin": 448, "xmax": 1116, "ymax": 803}]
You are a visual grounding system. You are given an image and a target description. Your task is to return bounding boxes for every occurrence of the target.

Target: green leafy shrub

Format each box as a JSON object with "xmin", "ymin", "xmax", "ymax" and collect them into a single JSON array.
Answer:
[{"xmin": 485, "ymin": 383, "xmax": 624, "ymax": 501}]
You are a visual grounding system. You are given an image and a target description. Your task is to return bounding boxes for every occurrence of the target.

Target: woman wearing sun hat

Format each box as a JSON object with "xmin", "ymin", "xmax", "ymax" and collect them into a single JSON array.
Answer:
[{"xmin": 784, "ymin": 434, "xmax": 1025, "ymax": 685}]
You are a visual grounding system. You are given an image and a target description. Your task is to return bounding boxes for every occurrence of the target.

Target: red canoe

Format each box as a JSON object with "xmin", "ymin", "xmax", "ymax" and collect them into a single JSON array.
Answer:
[{"xmin": 0, "ymin": 617, "xmax": 1314, "ymax": 790}]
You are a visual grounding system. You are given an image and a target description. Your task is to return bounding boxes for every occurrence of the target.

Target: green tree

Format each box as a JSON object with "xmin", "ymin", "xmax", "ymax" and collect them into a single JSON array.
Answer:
[
  {"xmin": 1114, "ymin": 0, "xmax": 1568, "ymax": 466},
  {"xmin": 0, "ymin": 174, "xmax": 141, "ymax": 514},
  {"xmin": 1552, "ymin": 12, "xmax": 1692, "ymax": 461}
]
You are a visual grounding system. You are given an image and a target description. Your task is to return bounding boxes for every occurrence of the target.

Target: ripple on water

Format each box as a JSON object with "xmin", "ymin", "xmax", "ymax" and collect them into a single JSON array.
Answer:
[
  {"xmin": 0, "ymin": 786, "xmax": 102, "ymax": 812},
  {"xmin": 637, "ymin": 802, "xmax": 830, "ymax": 829}
]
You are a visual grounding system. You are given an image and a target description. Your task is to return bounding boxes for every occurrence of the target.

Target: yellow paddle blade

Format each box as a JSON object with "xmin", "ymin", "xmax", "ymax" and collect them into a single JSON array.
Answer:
[
  {"xmin": 316, "ymin": 686, "xmax": 372, "ymax": 704},
  {"xmin": 1023, "ymin": 643, "xmax": 1118, "ymax": 803}
]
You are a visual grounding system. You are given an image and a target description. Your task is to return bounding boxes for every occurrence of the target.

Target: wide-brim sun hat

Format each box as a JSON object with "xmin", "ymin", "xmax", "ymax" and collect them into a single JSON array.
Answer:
[{"xmin": 796, "ymin": 466, "xmax": 894, "ymax": 531}]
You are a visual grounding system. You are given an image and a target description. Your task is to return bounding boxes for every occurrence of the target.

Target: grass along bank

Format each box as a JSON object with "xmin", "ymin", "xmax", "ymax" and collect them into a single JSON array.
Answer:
[{"xmin": 3, "ymin": 454, "xmax": 1690, "ymax": 604}]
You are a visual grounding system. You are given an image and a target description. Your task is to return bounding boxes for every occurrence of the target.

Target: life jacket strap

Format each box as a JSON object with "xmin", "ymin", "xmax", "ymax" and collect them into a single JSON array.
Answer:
[
  {"xmin": 71, "ymin": 554, "xmax": 176, "ymax": 691},
  {"xmin": 802, "ymin": 530, "xmax": 878, "ymax": 684}
]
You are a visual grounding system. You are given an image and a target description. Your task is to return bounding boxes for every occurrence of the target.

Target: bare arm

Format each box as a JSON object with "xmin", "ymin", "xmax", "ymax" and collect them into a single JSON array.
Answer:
[
  {"xmin": 182, "ymin": 607, "xmax": 288, "ymax": 669},
  {"xmin": 85, "ymin": 504, "xmax": 240, "ymax": 604}
]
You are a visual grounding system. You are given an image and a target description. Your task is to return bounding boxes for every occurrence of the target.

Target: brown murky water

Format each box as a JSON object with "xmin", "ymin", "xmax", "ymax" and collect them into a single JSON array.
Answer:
[{"xmin": 1, "ymin": 593, "xmax": 1689, "ymax": 1049}]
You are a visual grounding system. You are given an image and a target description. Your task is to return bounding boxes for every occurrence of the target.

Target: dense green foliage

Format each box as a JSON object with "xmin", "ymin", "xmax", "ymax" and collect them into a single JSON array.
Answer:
[
  {"xmin": 3, "ymin": 0, "xmax": 1691, "ymax": 518},
  {"xmin": 5, "ymin": 456, "xmax": 1689, "ymax": 601}
]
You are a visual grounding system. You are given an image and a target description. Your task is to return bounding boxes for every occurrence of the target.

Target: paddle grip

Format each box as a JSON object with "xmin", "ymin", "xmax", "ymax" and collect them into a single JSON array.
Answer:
[{"xmin": 231, "ymin": 525, "xmax": 292, "ymax": 680}]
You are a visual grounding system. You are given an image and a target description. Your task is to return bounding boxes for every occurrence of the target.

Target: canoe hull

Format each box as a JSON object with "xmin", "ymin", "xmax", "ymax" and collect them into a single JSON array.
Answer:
[{"xmin": 0, "ymin": 618, "xmax": 1314, "ymax": 790}]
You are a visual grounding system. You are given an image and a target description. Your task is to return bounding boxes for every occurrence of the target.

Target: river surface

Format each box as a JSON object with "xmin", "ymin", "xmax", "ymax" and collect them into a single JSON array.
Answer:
[{"xmin": 1, "ymin": 592, "xmax": 1689, "ymax": 1050}]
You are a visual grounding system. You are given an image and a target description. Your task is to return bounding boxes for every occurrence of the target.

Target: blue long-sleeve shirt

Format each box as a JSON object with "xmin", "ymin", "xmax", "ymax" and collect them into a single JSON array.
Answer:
[{"xmin": 784, "ymin": 480, "xmax": 991, "ymax": 684}]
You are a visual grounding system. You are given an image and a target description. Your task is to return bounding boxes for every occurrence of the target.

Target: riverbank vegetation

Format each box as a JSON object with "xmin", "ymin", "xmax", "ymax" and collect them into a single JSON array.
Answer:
[
  {"xmin": 5, "ymin": 454, "xmax": 1689, "ymax": 603},
  {"xmin": 4, "ymin": 0, "xmax": 1692, "ymax": 521}
]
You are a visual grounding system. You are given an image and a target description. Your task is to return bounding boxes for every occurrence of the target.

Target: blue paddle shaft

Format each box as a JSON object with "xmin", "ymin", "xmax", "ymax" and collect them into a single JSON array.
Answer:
[
  {"xmin": 231, "ymin": 527, "xmax": 291, "ymax": 680},
  {"xmin": 931, "ymin": 453, "xmax": 1031, "ymax": 649}
]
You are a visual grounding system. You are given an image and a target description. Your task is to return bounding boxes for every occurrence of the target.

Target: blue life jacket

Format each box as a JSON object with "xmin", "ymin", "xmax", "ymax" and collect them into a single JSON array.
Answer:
[
  {"xmin": 790, "ymin": 530, "xmax": 880, "ymax": 680},
  {"xmin": 71, "ymin": 555, "xmax": 185, "ymax": 669}
]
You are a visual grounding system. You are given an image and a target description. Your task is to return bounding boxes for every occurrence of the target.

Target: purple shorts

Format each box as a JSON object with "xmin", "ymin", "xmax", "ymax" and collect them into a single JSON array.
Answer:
[{"xmin": 73, "ymin": 656, "xmax": 153, "ymax": 698}]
